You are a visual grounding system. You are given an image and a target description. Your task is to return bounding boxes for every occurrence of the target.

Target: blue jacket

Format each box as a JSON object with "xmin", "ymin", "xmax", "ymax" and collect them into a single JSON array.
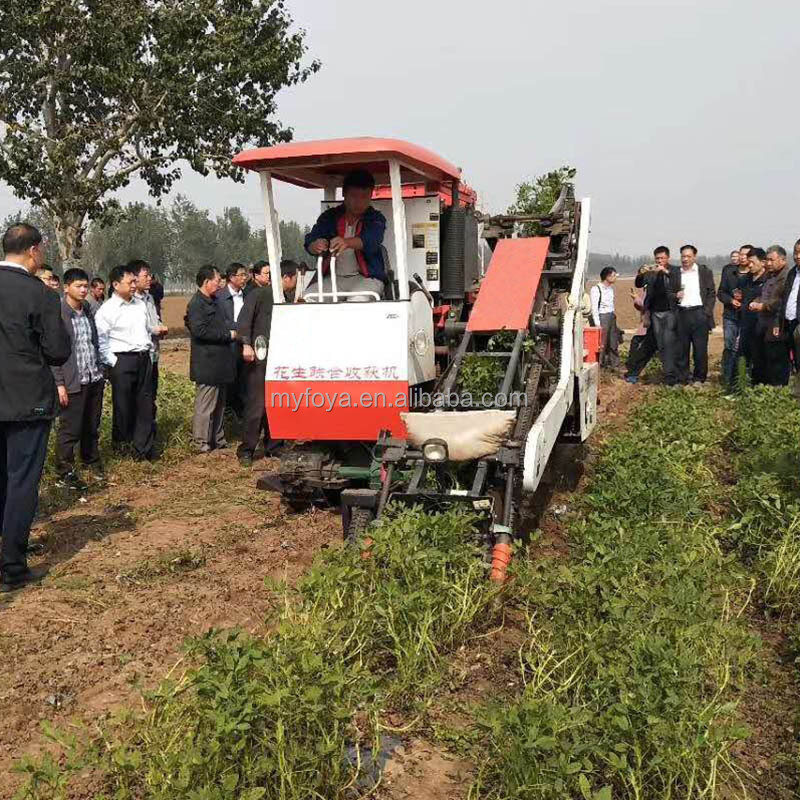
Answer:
[{"xmin": 304, "ymin": 204, "xmax": 387, "ymax": 281}]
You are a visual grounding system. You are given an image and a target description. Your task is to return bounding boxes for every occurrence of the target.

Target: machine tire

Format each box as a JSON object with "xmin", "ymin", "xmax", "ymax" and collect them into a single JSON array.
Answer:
[{"xmin": 344, "ymin": 506, "xmax": 374, "ymax": 543}]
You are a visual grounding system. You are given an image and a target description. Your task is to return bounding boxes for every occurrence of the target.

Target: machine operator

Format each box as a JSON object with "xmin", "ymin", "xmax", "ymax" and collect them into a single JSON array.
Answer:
[{"xmin": 304, "ymin": 169, "xmax": 387, "ymax": 301}]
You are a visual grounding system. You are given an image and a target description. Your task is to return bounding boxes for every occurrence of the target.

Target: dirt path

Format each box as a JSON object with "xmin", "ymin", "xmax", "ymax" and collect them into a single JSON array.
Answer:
[{"xmin": 0, "ymin": 441, "xmax": 341, "ymax": 795}]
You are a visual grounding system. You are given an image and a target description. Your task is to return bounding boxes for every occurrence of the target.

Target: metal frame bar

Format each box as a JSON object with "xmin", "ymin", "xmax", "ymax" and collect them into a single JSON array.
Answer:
[
  {"xmin": 499, "ymin": 330, "xmax": 527, "ymax": 399},
  {"xmin": 260, "ymin": 171, "xmax": 284, "ymax": 303},
  {"xmin": 388, "ymin": 159, "xmax": 410, "ymax": 301},
  {"xmin": 438, "ymin": 330, "xmax": 472, "ymax": 397}
]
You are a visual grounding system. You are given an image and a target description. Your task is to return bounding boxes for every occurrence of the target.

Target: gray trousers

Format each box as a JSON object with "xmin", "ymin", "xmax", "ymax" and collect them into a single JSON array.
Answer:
[
  {"xmin": 192, "ymin": 384, "xmax": 227, "ymax": 451},
  {"xmin": 599, "ymin": 312, "xmax": 620, "ymax": 368}
]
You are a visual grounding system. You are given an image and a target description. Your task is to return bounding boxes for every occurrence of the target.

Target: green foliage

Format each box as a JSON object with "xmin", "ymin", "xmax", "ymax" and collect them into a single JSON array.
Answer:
[
  {"xmin": 15, "ymin": 507, "xmax": 501, "ymax": 799},
  {"xmin": 508, "ymin": 165, "xmax": 576, "ymax": 236},
  {"xmin": 472, "ymin": 389, "xmax": 757, "ymax": 799},
  {"xmin": 14, "ymin": 200, "xmax": 310, "ymax": 286},
  {"xmin": 0, "ymin": 0, "xmax": 319, "ymax": 260},
  {"xmin": 1, "ymin": 206, "xmax": 63, "ymax": 272},
  {"xmin": 459, "ymin": 355, "xmax": 504, "ymax": 399},
  {"xmin": 722, "ymin": 387, "xmax": 800, "ymax": 615}
]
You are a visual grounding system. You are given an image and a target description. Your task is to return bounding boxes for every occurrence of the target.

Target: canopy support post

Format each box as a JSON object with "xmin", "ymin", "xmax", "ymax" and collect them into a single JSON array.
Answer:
[
  {"xmin": 389, "ymin": 159, "xmax": 409, "ymax": 301},
  {"xmin": 260, "ymin": 170, "xmax": 284, "ymax": 303}
]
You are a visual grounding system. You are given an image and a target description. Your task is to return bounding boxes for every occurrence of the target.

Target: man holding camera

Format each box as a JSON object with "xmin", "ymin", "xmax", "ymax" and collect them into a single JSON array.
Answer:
[{"xmin": 634, "ymin": 246, "xmax": 681, "ymax": 385}]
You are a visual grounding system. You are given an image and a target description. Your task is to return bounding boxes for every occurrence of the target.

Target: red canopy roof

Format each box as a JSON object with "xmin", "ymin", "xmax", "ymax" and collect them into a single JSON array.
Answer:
[{"xmin": 232, "ymin": 137, "xmax": 462, "ymax": 189}]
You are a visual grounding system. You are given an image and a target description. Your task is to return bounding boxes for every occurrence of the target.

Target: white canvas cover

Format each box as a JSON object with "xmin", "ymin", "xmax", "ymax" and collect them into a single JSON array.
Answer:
[{"xmin": 401, "ymin": 410, "xmax": 516, "ymax": 462}]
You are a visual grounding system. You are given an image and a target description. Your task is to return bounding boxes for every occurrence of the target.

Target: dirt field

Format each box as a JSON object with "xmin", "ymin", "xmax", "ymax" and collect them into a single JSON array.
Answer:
[{"xmin": 0, "ymin": 381, "xmax": 342, "ymax": 794}]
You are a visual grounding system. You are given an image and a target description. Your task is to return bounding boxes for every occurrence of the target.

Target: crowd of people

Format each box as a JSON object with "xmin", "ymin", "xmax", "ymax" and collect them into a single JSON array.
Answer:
[
  {"xmin": 590, "ymin": 242, "xmax": 800, "ymax": 391},
  {"xmin": 0, "ymin": 221, "xmax": 300, "ymax": 594}
]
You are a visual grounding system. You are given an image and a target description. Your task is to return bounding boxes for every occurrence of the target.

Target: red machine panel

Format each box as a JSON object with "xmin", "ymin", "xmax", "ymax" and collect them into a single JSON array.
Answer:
[
  {"xmin": 467, "ymin": 238, "xmax": 550, "ymax": 332},
  {"xmin": 266, "ymin": 381, "xmax": 409, "ymax": 441}
]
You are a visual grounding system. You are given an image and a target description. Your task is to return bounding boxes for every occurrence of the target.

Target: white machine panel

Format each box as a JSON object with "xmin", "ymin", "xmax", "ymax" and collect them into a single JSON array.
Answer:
[{"xmin": 322, "ymin": 196, "xmax": 442, "ymax": 291}]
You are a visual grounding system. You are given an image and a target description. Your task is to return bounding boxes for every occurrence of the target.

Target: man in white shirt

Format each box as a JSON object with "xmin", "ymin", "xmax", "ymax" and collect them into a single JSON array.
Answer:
[
  {"xmin": 590, "ymin": 267, "xmax": 620, "ymax": 369},
  {"xmin": 675, "ymin": 244, "xmax": 717, "ymax": 385},
  {"xmin": 94, "ymin": 264, "xmax": 156, "ymax": 460}
]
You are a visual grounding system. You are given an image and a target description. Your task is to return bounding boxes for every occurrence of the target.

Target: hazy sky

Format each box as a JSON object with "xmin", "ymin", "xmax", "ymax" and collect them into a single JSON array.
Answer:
[{"xmin": 2, "ymin": 0, "xmax": 798, "ymax": 255}]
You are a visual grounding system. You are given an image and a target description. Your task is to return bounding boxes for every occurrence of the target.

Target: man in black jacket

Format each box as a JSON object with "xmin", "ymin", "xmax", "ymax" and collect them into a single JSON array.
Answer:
[
  {"xmin": 634, "ymin": 245, "xmax": 681, "ymax": 385},
  {"xmin": 0, "ymin": 224, "xmax": 71, "ymax": 592},
  {"xmin": 676, "ymin": 244, "xmax": 717, "ymax": 384},
  {"xmin": 216, "ymin": 263, "xmax": 248, "ymax": 418},
  {"xmin": 52, "ymin": 268, "xmax": 105, "ymax": 488},
  {"xmin": 236, "ymin": 260, "xmax": 274, "ymax": 465},
  {"xmin": 185, "ymin": 266, "xmax": 237, "ymax": 452},
  {"xmin": 717, "ymin": 245, "xmax": 752, "ymax": 388}
]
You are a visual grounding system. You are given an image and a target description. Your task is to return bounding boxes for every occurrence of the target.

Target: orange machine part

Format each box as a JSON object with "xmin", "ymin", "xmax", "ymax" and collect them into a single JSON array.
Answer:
[
  {"xmin": 467, "ymin": 238, "xmax": 550, "ymax": 332},
  {"xmin": 583, "ymin": 327, "xmax": 602, "ymax": 363},
  {"xmin": 489, "ymin": 541, "xmax": 512, "ymax": 583}
]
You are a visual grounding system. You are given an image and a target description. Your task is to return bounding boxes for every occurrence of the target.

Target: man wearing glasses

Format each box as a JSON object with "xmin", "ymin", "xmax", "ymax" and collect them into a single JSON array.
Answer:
[{"xmin": 0, "ymin": 224, "xmax": 71, "ymax": 593}]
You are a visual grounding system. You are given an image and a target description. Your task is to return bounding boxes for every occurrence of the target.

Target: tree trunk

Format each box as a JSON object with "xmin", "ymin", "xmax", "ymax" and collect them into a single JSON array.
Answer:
[{"xmin": 52, "ymin": 210, "xmax": 86, "ymax": 267}]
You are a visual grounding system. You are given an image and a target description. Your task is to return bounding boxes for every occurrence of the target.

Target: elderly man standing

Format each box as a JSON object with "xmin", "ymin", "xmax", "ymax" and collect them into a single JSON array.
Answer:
[
  {"xmin": 0, "ymin": 224, "xmax": 71, "ymax": 592},
  {"xmin": 186, "ymin": 266, "xmax": 237, "ymax": 453},
  {"xmin": 675, "ymin": 245, "xmax": 716, "ymax": 385},
  {"xmin": 750, "ymin": 245, "xmax": 790, "ymax": 386},
  {"xmin": 95, "ymin": 264, "xmax": 156, "ymax": 461}
]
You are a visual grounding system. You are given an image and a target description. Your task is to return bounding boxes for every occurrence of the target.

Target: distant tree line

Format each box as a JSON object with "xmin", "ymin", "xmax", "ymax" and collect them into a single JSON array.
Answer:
[
  {"xmin": 4, "ymin": 196, "xmax": 736, "ymax": 289},
  {"xmin": 588, "ymin": 252, "xmax": 732, "ymax": 278},
  {"xmin": 1, "ymin": 198, "xmax": 310, "ymax": 290}
]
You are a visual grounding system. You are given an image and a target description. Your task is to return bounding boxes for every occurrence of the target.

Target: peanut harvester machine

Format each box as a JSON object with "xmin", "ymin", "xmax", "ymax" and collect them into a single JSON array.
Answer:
[{"xmin": 232, "ymin": 138, "xmax": 597, "ymax": 580}]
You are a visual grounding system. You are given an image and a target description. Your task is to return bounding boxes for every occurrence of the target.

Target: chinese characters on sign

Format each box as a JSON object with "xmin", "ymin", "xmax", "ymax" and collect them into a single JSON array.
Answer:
[{"xmin": 271, "ymin": 365, "xmax": 401, "ymax": 381}]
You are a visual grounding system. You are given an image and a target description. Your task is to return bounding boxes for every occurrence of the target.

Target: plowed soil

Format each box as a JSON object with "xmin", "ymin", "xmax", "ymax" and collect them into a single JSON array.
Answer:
[{"xmin": 0, "ymin": 426, "xmax": 341, "ymax": 795}]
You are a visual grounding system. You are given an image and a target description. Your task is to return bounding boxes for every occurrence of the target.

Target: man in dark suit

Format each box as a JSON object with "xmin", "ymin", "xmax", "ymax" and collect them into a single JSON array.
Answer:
[
  {"xmin": 186, "ymin": 266, "xmax": 237, "ymax": 452},
  {"xmin": 216, "ymin": 262, "xmax": 248, "ymax": 418},
  {"xmin": 675, "ymin": 244, "xmax": 716, "ymax": 384},
  {"xmin": 236, "ymin": 260, "xmax": 274, "ymax": 465},
  {"xmin": 0, "ymin": 224, "xmax": 71, "ymax": 592}
]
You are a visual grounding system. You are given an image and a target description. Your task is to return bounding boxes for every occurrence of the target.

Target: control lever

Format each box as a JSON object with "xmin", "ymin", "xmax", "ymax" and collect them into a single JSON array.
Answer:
[{"xmin": 412, "ymin": 272, "xmax": 435, "ymax": 305}]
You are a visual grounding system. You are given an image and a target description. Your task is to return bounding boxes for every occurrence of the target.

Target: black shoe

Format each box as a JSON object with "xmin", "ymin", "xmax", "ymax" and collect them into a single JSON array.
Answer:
[
  {"xmin": 238, "ymin": 453, "xmax": 254, "ymax": 468},
  {"xmin": 1, "ymin": 566, "xmax": 48, "ymax": 593}
]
